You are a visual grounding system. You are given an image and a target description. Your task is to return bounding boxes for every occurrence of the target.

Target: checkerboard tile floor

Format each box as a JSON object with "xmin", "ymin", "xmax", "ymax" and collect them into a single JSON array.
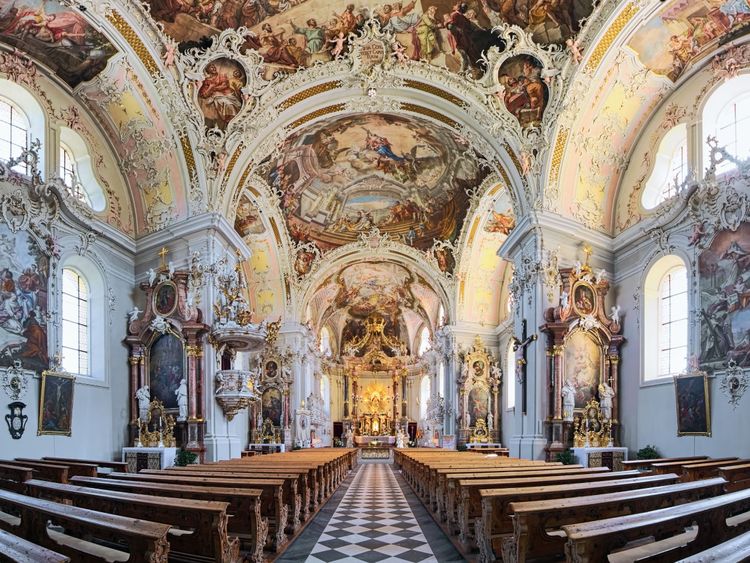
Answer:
[{"xmin": 305, "ymin": 462, "xmax": 439, "ymax": 562}]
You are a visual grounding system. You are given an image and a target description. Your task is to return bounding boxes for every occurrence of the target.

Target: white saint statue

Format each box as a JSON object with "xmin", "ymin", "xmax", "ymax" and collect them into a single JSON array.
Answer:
[
  {"xmin": 487, "ymin": 411, "xmax": 494, "ymax": 430},
  {"xmin": 562, "ymin": 379, "xmax": 575, "ymax": 421},
  {"xmin": 560, "ymin": 290, "xmax": 569, "ymax": 309},
  {"xmin": 128, "ymin": 306, "xmax": 142, "ymax": 323},
  {"xmin": 176, "ymin": 379, "xmax": 188, "ymax": 421},
  {"xmin": 396, "ymin": 426, "xmax": 406, "ymax": 448},
  {"xmin": 599, "ymin": 381, "xmax": 615, "ymax": 420},
  {"xmin": 147, "ymin": 268, "xmax": 157, "ymax": 286},
  {"xmin": 610, "ymin": 305, "xmax": 621, "ymax": 325},
  {"xmin": 344, "ymin": 426, "xmax": 354, "ymax": 448},
  {"xmin": 135, "ymin": 385, "xmax": 150, "ymax": 420}
]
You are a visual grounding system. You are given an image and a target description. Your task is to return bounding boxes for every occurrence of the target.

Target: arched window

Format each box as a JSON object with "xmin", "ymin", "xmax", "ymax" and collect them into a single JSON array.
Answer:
[
  {"xmin": 506, "ymin": 340, "xmax": 516, "ymax": 409},
  {"xmin": 58, "ymin": 127, "xmax": 106, "ymax": 211},
  {"xmin": 320, "ymin": 375, "xmax": 330, "ymax": 414},
  {"xmin": 643, "ymin": 256, "xmax": 688, "ymax": 381},
  {"xmin": 703, "ymin": 74, "xmax": 750, "ymax": 174},
  {"xmin": 0, "ymin": 97, "xmax": 29, "ymax": 175},
  {"xmin": 438, "ymin": 303, "xmax": 446, "ymax": 326},
  {"xmin": 319, "ymin": 326, "xmax": 332, "ymax": 358},
  {"xmin": 61, "ymin": 268, "xmax": 89, "ymax": 376},
  {"xmin": 417, "ymin": 325, "xmax": 431, "ymax": 356},
  {"xmin": 419, "ymin": 375, "xmax": 430, "ymax": 420},
  {"xmin": 642, "ymin": 124, "xmax": 688, "ymax": 209}
]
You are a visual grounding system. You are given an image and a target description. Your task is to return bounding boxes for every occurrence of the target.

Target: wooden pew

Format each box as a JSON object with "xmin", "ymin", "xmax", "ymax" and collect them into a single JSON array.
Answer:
[
  {"xmin": 26, "ymin": 479, "xmax": 240, "ymax": 563},
  {"xmin": 475, "ymin": 473, "xmax": 681, "ymax": 562},
  {"xmin": 621, "ymin": 456, "xmax": 709, "ymax": 471},
  {"xmin": 501, "ymin": 477, "xmax": 725, "ymax": 563},
  {"xmin": 0, "ymin": 460, "xmax": 68, "ymax": 484},
  {"xmin": 71, "ymin": 476, "xmax": 267, "ymax": 562},
  {"xmin": 677, "ymin": 529, "xmax": 750, "ymax": 562},
  {"xmin": 0, "ymin": 464, "xmax": 34, "ymax": 493},
  {"xmin": 108, "ymin": 472, "xmax": 290, "ymax": 552},
  {"xmin": 43, "ymin": 457, "xmax": 129, "ymax": 474},
  {"xmin": 0, "ymin": 489, "xmax": 171, "ymax": 562},
  {"xmin": 682, "ymin": 459, "xmax": 750, "ymax": 482},
  {"xmin": 721, "ymin": 463, "xmax": 750, "ymax": 492},
  {"xmin": 0, "ymin": 528, "xmax": 70, "ymax": 562},
  {"xmin": 562, "ymin": 488, "xmax": 750, "ymax": 562},
  {"xmin": 15, "ymin": 458, "xmax": 98, "ymax": 479},
  {"xmin": 456, "ymin": 470, "xmax": 649, "ymax": 548},
  {"xmin": 651, "ymin": 457, "xmax": 738, "ymax": 475}
]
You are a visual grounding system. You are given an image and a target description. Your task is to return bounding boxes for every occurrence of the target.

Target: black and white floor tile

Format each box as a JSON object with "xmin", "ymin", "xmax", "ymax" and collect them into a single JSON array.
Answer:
[{"xmin": 279, "ymin": 460, "xmax": 464, "ymax": 563}]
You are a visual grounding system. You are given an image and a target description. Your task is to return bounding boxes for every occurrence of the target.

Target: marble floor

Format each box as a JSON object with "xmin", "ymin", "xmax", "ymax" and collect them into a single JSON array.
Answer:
[{"xmin": 277, "ymin": 460, "xmax": 465, "ymax": 563}]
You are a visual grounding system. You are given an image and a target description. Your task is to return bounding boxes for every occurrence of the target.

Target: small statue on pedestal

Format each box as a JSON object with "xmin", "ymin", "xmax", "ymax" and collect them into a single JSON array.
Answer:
[
  {"xmin": 598, "ymin": 380, "xmax": 615, "ymax": 420},
  {"xmin": 135, "ymin": 385, "xmax": 150, "ymax": 420},
  {"xmin": 176, "ymin": 379, "xmax": 188, "ymax": 421},
  {"xmin": 344, "ymin": 426, "xmax": 354, "ymax": 448},
  {"xmin": 395, "ymin": 426, "xmax": 406, "ymax": 448},
  {"xmin": 562, "ymin": 379, "xmax": 575, "ymax": 421}
]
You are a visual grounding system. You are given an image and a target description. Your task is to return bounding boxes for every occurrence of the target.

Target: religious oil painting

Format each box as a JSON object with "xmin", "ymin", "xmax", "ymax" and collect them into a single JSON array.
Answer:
[
  {"xmin": 153, "ymin": 281, "xmax": 177, "ymax": 317},
  {"xmin": 484, "ymin": 188, "xmax": 516, "ymax": 235},
  {"xmin": 468, "ymin": 386, "xmax": 489, "ymax": 426},
  {"xmin": 628, "ymin": 0, "xmax": 750, "ymax": 82},
  {"xmin": 433, "ymin": 247, "xmax": 455, "ymax": 274},
  {"xmin": 335, "ymin": 262, "xmax": 418, "ymax": 319},
  {"xmin": 234, "ymin": 194, "xmax": 266, "ymax": 239},
  {"xmin": 496, "ymin": 54, "xmax": 548, "ymax": 128},
  {"xmin": 149, "ymin": 333, "xmax": 184, "ymax": 409},
  {"xmin": 38, "ymin": 369, "xmax": 75, "ymax": 436},
  {"xmin": 262, "ymin": 387, "xmax": 282, "ymax": 426},
  {"xmin": 197, "ymin": 57, "xmax": 246, "ymax": 131},
  {"xmin": 0, "ymin": 0, "xmax": 117, "ymax": 87},
  {"xmin": 675, "ymin": 373, "xmax": 711, "ymax": 436},
  {"xmin": 699, "ymin": 224, "xmax": 750, "ymax": 370},
  {"xmin": 264, "ymin": 360, "xmax": 279, "ymax": 380},
  {"xmin": 564, "ymin": 330, "xmax": 601, "ymax": 408},
  {"xmin": 267, "ymin": 113, "xmax": 483, "ymax": 256},
  {"xmin": 0, "ymin": 224, "xmax": 49, "ymax": 374},
  {"xmin": 573, "ymin": 283, "xmax": 595, "ymax": 316}
]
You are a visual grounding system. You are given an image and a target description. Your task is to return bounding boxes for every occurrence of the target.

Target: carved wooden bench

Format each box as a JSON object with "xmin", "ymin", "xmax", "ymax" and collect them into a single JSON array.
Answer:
[
  {"xmin": 0, "ymin": 489, "xmax": 171, "ymax": 562},
  {"xmin": 0, "ymin": 464, "xmax": 35, "ymax": 493},
  {"xmin": 562, "ymin": 488, "xmax": 750, "ymax": 562},
  {"xmin": 109, "ymin": 472, "xmax": 289, "ymax": 551},
  {"xmin": 500, "ymin": 477, "xmax": 724, "ymax": 563},
  {"xmin": 16, "ymin": 458, "xmax": 98, "ymax": 479},
  {"xmin": 621, "ymin": 457, "xmax": 709, "ymax": 471},
  {"xmin": 456, "ymin": 470, "xmax": 647, "ymax": 549},
  {"xmin": 0, "ymin": 528, "xmax": 70, "ymax": 562},
  {"xmin": 651, "ymin": 457, "xmax": 738, "ymax": 476},
  {"xmin": 676, "ymin": 529, "xmax": 750, "ymax": 562},
  {"xmin": 71, "ymin": 476, "xmax": 267, "ymax": 563},
  {"xmin": 26, "ymin": 479, "xmax": 241, "ymax": 563},
  {"xmin": 0, "ymin": 461, "xmax": 68, "ymax": 484},
  {"xmin": 43, "ymin": 457, "xmax": 129, "ymax": 474},
  {"xmin": 682, "ymin": 459, "xmax": 750, "ymax": 482},
  {"xmin": 721, "ymin": 464, "xmax": 750, "ymax": 492}
]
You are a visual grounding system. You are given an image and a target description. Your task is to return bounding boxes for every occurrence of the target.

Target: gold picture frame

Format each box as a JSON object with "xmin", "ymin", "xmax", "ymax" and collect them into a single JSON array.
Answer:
[
  {"xmin": 152, "ymin": 280, "xmax": 178, "ymax": 317},
  {"xmin": 38, "ymin": 370, "xmax": 75, "ymax": 436},
  {"xmin": 674, "ymin": 372, "xmax": 711, "ymax": 437}
]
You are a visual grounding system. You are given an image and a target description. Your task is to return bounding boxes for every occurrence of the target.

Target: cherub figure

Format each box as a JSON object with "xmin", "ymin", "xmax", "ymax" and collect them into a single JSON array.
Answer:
[
  {"xmin": 328, "ymin": 31, "xmax": 346, "ymax": 58},
  {"xmin": 163, "ymin": 41, "xmax": 177, "ymax": 68},
  {"xmin": 392, "ymin": 41, "xmax": 408, "ymax": 63},
  {"xmin": 566, "ymin": 38, "xmax": 583, "ymax": 64},
  {"xmin": 128, "ymin": 306, "xmax": 142, "ymax": 323}
]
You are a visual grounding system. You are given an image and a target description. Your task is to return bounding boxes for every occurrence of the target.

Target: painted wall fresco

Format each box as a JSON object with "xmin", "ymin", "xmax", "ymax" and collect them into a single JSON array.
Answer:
[
  {"xmin": 234, "ymin": 194, "xmax": 266, "ymax": 238},
  {"xmin": 496, "ymin": 54, "xmax": 548, "ymax": 128},
  {"xmin": 564, "ymin": 329, "xmax": 600, "ymax": 408},
  {"xmin": 196, "ymin": 57, "xmax": 246, "ymax": 130},
  {"xmin": 628, "ymin": 0, "xmax": 750, "ymax": 82},
  {"xmin": 147, "ymin": 1, "xmax": 592, "ymax": 79},
  {"xmin": 0, "ymin": 1, "xmax": 117, "ymax": 87},
  {"xmin": 484, "ymin": 187, "xmax": 515, "ymax": 234},
  {"xmin": 0, "ymin": 225, "xmax": 48, "ymax": 373},
  {"xmin": 700, "ymin": 223, "xmax": 750, "ymax": 369},
  {"xmin": 149, "ymin": 333, "xmax": 184, "ymax": 409},
  {"xmin": 266, "ymin": 113, "xmax": 484, "ymax": 255},
  {"xmin": 335, "ymin": 262, "xmax": 418, "ymax": 319}
]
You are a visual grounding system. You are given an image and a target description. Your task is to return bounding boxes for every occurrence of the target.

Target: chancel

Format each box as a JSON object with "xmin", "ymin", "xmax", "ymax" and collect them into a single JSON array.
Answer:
[{"xmin": 2, "ymin": 0, "xmax": 750, "ymax": 561}]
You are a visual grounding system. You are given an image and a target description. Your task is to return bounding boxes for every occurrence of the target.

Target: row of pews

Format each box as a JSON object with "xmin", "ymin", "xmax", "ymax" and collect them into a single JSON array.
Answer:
[
  {"xmin": 394, "ymin": 449, "xmax": 750, "ymax": 562},
  {"xmin": 0, "ymin": 448, "xmax": 357, "ymax": 562}
]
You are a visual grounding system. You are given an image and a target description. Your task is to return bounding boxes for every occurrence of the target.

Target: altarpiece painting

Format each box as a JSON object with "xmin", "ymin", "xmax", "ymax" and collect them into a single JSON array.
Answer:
[{"xmin": 457, "ymin": 336, "xmax": 500, "ymax": 445}]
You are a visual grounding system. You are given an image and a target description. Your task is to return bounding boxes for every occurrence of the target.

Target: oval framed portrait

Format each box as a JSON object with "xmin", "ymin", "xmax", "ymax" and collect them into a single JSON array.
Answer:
[
  {"xmin": 572, "ymin": 282, "xmax": 596, "ymax": 316},
  {"xmin": 153, "ymin": 281, "xmax": 178, "ymax": 317}
]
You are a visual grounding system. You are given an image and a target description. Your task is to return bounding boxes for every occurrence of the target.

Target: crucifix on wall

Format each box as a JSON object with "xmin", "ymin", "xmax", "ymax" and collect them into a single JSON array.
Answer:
[{"xmin": 512, "ymin": 319, "xmax": 537, "ymax": 415}]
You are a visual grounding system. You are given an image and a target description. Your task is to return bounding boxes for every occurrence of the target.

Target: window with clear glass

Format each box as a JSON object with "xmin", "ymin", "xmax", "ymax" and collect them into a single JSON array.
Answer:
[
  {"xmin": 59, "ymin": 144, "xmax": 93, "ymax": 207},
  {"xmin": 319, "ymin": 326, "xmax": 332, "ymax": 358},
  {"xmin": 657, "ymin": 266, "xmax": 688, "ymax": 378},
  {"xmin": 419, "ymin": 376, "xmax": 430, "ymax": 420},
  {"xmin": 506, "ymin": 340, "xmax": 516, "ymax": 409},
  {"xmin": 417, "ymin": 326, "xmax": 431, "ymax": 356},
  {"xmin": 0, "ymin": 98, "xmax": 29, "ymax": 175},
  {"xmin": 714, "ymin": 94, "xmax": 750, "ymax": 173},
  {"xmin": 61, "ymin": 268, "xmax": 89, "ymax": 376},
  {"xmin": 642, "ymin": 124, "xmax": 688, "ymax": 209}
]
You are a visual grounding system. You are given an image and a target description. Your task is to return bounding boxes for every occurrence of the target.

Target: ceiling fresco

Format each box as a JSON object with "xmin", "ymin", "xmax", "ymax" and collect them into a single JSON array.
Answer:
[
  {"xmin": 0, "ymin": 0, "xmax": 117, "ymax": 87},
  {"xmin": 628, "ymin": 0, "xmax": 750, "ymax": 82},
  {"xmin": 484, "ymin": 185, "xmax": 515, "ymax": 235},
  {"xmin": 234, "ymin": 193, "xmax": 266, "ymax": 239},
  {"xmin": 264, "ymin": 112, "xmax": 486, "ymax": 254},
  {"xmin": 144, "ymin": 0, "xmax": 590, "ymax": 79}
]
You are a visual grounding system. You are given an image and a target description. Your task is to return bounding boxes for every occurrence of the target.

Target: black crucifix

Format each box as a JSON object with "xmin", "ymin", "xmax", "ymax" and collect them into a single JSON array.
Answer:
[{"xmin": 512, "ymin": 319, "xmax": 537, "ymax": 415}]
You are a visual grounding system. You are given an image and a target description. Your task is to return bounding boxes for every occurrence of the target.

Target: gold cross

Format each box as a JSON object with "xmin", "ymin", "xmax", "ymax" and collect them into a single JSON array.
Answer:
[
  {"xmin": 158, "ymin": 247, "xmax": 169, "ymax": 270},
  {"xmin": 582, "ymin": 243, "xmax": 593, "ymax": 266}
]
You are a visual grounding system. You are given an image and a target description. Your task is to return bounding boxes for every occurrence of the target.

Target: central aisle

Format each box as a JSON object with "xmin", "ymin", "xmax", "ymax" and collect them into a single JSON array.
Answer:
[{"xmin": 279, "ymin": 460, "xmax": 465, "ymax": 562}]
